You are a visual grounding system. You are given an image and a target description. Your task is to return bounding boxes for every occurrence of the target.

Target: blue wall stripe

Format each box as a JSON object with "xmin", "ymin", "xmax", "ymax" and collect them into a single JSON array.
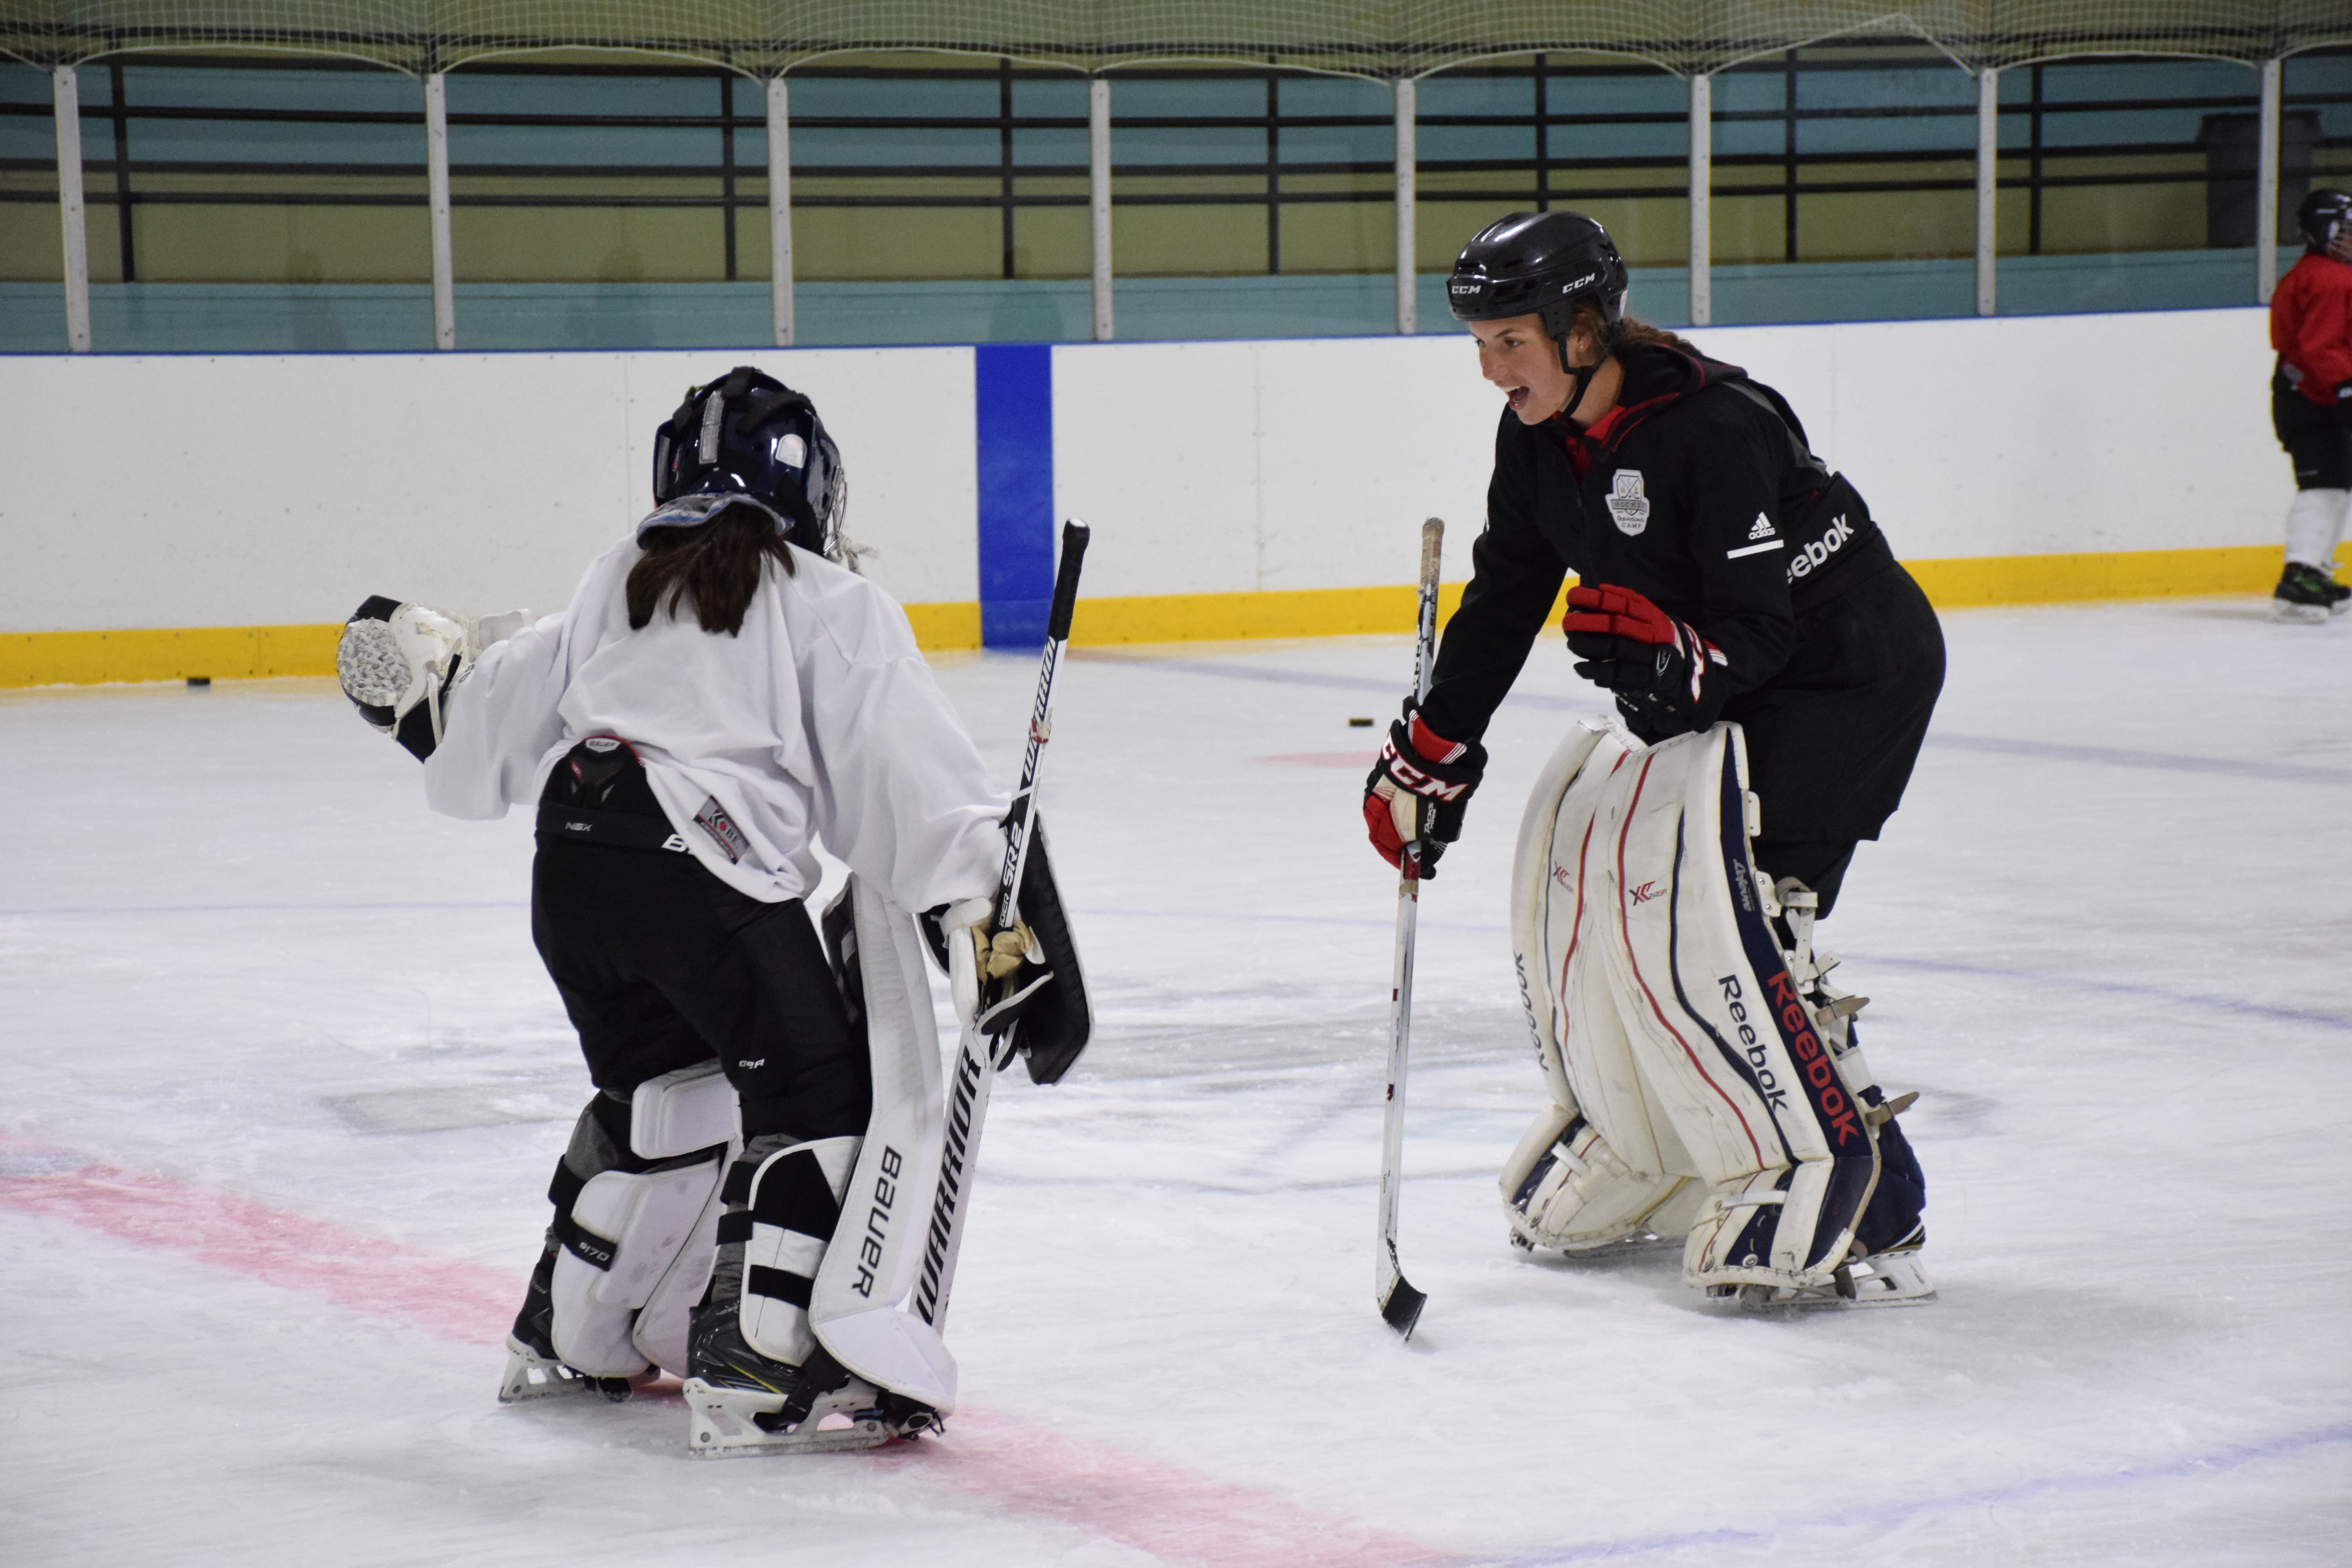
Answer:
[{"xmin": 974, "ymin": 343, "xmax": 1055, "ymax": 650}]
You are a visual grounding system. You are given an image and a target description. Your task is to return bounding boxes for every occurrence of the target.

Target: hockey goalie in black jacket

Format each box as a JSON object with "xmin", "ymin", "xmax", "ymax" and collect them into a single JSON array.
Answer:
[
  {"xmin": 1365, "ymin": 211, "xmax": 1946, "ymax": 1310},
  {"xmin": 1367, "ymin": 210, "xmax": 1945, "ymax": 914}
]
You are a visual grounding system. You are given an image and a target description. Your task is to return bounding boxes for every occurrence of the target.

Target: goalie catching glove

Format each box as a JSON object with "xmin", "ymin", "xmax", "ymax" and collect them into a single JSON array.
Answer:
[
  {"xmin": 1561, "ymin": 583, "xmax": 1729, "ymax": 739},
  {"xmin": 336, "ymin": 595, "xmax": 534, "ymax": 761},
  {"xmin": 1362, "ymin": 704, "xmax": 1486, "ymax": 878}
]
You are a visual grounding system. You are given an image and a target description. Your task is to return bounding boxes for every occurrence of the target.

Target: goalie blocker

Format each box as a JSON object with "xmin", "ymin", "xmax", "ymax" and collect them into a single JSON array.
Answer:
[{"xmin": 1500, "ymin": 718, "xmax": 1928, "ymax": 1307}]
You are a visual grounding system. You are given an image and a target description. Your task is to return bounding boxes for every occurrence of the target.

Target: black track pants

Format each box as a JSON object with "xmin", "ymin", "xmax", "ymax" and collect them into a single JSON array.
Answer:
[
  {"xmin": 530, "ymin": 838, "xmax": 870, "ymax": 1140},
  {"xmin": 1726, "ymin": 561, "xmax": 1945, "ymax": 920},
  {"xmin": 2274, "ymin": 372, "xmax": 2352, "ymax": 490}
]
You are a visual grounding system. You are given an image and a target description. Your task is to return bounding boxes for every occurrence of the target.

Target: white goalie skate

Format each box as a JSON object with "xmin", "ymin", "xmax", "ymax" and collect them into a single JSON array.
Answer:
[{"xmin": 1709, "ymin": 1230, "xmax": 1936, "ymax": 1313}]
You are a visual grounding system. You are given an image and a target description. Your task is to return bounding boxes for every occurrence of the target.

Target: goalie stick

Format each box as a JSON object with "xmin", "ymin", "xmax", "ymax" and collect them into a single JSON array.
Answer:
[
  {"xmin": 911, "ymin": 518, "xmax": 1091, "ymax": 1336},
  {"xmin": 1376, "ymin": 517, "xmax": 1443, "ymax": 1339}
]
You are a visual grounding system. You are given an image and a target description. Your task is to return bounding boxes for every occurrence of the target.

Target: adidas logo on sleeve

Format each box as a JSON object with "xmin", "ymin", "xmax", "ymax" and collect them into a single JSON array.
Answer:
[{"xmin": 1726, "ymin": 512, "xmax": 1783, "ymax": 559}]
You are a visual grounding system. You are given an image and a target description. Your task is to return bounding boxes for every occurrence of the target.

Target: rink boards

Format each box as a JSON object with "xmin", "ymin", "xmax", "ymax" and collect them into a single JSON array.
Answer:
[{"xmin": 0, "ymin": 306, "xmax": 2298, "ymax": 683}]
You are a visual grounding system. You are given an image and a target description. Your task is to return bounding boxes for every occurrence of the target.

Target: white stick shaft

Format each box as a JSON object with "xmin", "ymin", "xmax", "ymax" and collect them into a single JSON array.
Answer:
[
  {"xmin": 1377, "ymin": 518, "xmax": 1443, "ymax": 1309},
  {"xmin": 1377, "ymin": 874, "xmax": 1419, "ymax": 1292}
]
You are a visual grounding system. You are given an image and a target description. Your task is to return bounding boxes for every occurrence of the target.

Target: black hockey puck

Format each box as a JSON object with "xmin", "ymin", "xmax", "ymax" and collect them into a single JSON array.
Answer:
[
  {"xmin": 1348, "ymin": 716, "xmax": 1373, "ymax": 728},
  {"xmin": 187, "ymin": 677, "xmax": 211, "ymax": 688}
]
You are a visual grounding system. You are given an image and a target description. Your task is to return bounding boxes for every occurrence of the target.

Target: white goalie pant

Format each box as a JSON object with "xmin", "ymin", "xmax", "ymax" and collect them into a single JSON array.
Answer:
[
  {"xmin": 549, "ymin": 1062, "xmax": 740, "ymax": 1378},
  {"xmin": 1501, "ymin": 719, "xmax": 1886, "ymax": 1294}
]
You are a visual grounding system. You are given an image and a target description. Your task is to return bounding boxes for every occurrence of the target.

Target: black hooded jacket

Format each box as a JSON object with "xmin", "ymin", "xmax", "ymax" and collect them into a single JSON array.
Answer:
[
  {"xmin": 1421, "ymin": 339, "xmax": 1892, "ymax": 746},
  {"xmin": 1420, "ymin": 338, "xmax": 1942, "ymax": 856}
]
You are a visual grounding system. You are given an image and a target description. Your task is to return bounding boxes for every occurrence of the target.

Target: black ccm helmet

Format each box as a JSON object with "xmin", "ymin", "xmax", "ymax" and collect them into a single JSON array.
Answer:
[
  {"xmin": 2299, "ymin": 189, "xmax": 2351, "ymax": 256},
  {"xmin": 647, "ymin": 365, "xmax": 853, "ymax": 565},
  {"xmin": 1446, "ymin": 210, "xmax": 1630, "ymax": 371}
]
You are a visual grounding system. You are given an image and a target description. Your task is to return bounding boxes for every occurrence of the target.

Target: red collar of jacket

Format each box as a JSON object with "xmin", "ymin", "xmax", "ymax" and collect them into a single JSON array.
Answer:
[{"xmin": 1550, "ymin": 340, "xmax": 1744, "ymax": 478}]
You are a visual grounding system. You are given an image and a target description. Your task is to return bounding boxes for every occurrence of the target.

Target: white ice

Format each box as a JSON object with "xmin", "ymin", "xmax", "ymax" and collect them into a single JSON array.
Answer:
[{"xmin": 4, "ymin": 598, "xmax": 2349, "ymax": 1567}]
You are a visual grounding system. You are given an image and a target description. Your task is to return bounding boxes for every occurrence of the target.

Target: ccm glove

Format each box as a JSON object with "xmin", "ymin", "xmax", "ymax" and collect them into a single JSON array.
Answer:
[
  {"xmin": 1561, "ymin": 583, "xmax": 1729, "ymax": 739},
  {"xmin": 1362, "ymin": 704, "xmax": 1487, "ymax": 878}
]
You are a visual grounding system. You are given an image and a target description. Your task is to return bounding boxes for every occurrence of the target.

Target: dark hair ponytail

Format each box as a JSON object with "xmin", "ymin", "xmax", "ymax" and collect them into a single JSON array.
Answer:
[
  {"xmin": 625, "ymin": 502, "xmax": 796, "ymax": 636},
  {"xmin": 1570, "ymin": 303, "xmax": 1696, "ymax": 354}
]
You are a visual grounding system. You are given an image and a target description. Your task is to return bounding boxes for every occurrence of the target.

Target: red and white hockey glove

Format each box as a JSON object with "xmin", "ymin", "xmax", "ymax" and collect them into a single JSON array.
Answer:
[
  {"xmin": 1561, "ymin": 583, "xmax": 1728, "ymax": 737},
  {"xmin": 1363, "ymin": 705, "xmax": 1486, "ymax": 879}
]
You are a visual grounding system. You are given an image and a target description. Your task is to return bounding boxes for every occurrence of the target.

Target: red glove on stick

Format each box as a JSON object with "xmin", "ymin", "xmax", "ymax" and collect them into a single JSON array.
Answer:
[{"xmin": 1363, "ymin": 706, "xmax": 1486, "ymax": 878}]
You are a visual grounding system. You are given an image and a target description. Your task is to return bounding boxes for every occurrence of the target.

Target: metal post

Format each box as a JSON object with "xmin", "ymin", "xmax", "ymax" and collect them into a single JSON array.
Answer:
[
  {"xmin": 769, "ymin": 76, "xmax": 793, "ymax": 347},
  {"xmin": 425, "ymin": 72, "xmax": 454, "ymax": 350},
  {"xmin": 1394, "ymin": 76, "xmax": 1416, "ymax": 334},
  {"xmin": 1976, "ymin": 67, "xmax": 1998, "ymax": 317},
  {"xmin": 1688, "ymin": 73, "xmax": 1711, "ymax": 327},
  {"xmin": 53, "ymin": 65, "xmax": 90, "ymax": 353},
  {"xmin": 1089, "ymin": 77, "xmax": 1112, "ymax": 341},
  {"xmin": 2258, "ymin": 58, "xmax": 2282, "ymax": 304}
]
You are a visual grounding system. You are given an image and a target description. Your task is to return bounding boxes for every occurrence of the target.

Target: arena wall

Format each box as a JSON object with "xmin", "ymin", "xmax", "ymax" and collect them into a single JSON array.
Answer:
[{"xmin": 0, "ymin": 307, "xmax": 2298, "ymax": 686}]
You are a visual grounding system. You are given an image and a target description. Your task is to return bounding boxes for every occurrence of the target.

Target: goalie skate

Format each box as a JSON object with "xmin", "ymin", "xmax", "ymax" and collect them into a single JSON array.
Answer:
[
  {"xmin": 1709, "ymin": 1237, "xmax": 1936, "ymax": 1313},
  {"xmin": 684, "ymin": 1369, "xmax": 930, "ymax": 1456},
  {"xmin": 497, "ymin": 1332, "xmax": 635, "ymax": 1403}
]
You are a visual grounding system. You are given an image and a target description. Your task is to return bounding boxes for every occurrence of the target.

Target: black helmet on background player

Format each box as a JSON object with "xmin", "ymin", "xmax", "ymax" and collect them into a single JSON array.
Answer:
[
  {"xmin": 2298, "ymin": 189, "xmax": 2352, "ymax": 258},
  {"xmin": 645, "ymin": 365, "xmax": 853, "ymax": 566}
]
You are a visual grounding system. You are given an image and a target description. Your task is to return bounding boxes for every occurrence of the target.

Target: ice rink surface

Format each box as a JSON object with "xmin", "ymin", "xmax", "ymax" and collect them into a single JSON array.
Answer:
[{"xmin": 4, "ymin": 596, "xmax": 2349, "ymax": 1566}]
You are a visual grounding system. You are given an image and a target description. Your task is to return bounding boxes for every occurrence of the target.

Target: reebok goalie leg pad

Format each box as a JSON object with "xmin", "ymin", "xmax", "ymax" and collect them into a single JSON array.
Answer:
[
  {"xmin": 1593, "ymin": 725, "xmax": 1884, "ymax": 1298},
  {"xmin": 1501, "ymin": 1102, "xmax": 1691, "ymax": 1252}
]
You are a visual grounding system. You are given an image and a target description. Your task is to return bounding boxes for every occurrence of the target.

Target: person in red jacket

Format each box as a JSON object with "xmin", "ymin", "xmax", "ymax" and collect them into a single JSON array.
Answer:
[{"xmin": 2269, "ymin": 188, "xmax": 2352, "ymax": 621}]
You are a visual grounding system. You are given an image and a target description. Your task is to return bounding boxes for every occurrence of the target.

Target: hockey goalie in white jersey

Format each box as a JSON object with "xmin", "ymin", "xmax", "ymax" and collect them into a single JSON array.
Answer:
[
  {"xmin": 1497, "ymin": 717, "xmax": 1929, "ymax": 1308},
  {"xmin": 334, "ymin": 367, "xmax": 1088, "ymax": 1450}
]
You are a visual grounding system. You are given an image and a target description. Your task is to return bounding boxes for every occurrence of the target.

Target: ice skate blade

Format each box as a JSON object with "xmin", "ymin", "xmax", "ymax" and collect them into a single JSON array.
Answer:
[
  {"xmin": 1706, "ymin": 1252, "xmax": 1936, "ymax": 1314},
  {"xmin": 683, "ymin": 1377, "xmax": 898, "ymax": 1457},
  {"xmin": 497, "ymin": 1336, "xmax": 635, "ymax": 1404},
  {"xmin": 2270, "ymin": 599, "xmax": 2331, "ymax": 624},
  {"xmin": 1540, "ymin": 1229, "xmax": 1684, "ymax": 1261}
]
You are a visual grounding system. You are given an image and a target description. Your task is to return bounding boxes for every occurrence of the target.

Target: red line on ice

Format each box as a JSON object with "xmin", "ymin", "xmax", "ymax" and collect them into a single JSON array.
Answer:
[{"xmin": 0, "ymin": 1135, "xmax": 1459, "ymax": 1568}]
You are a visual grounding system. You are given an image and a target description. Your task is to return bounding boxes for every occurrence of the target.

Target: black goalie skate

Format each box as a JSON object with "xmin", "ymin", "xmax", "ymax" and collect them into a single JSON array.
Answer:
[
  {"xmin": 496, "ymin": 1239, "xmax": 640, "ymax": 1403},
  {"xmin": 680, "ymin": 1217, "xmax": 936, "ymax": 1455}
]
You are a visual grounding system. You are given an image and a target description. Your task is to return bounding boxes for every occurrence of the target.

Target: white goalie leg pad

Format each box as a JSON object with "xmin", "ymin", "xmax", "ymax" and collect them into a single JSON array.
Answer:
[
  {"xmin": 1500, "ymin": 1101, "xmax": 1692, "ymax": 1252},
  {"xmin": 1593, "ymin": 724, "xmax": 1881, "ymax": 1295},
  {"xmin": 626, "ymin": 1063, "xmax": 740, "ymax": 1374},
  {"xmin": 807, "ymin": 876, "xmax": 957, "ymax": 1414},
  {"xmin": 547, "ymin": 1064, "xmax": 736, "ymax": 1379},
  {"xmin": 737, "ymin": 1134, "xmax": 862, "ymax": 1367},
  {"xmin": 1505, "ymin": 719, "xmax": 1701, "ymax": 1250}
]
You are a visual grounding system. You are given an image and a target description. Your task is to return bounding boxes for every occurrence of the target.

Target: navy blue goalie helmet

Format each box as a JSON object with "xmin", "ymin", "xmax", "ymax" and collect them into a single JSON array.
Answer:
[
  {"xmin": 646, "ymin": 366, "xmax": 852, "ymax": 564},
  {"xmin": 1446, "ymin": 210, "xmax": 1629, "ymax": 346}
]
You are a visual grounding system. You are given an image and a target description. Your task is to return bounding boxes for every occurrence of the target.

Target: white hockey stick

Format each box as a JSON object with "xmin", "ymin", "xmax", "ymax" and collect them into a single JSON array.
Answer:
[
  {"xmin": 911, "ymin": 519, "xmax": 1090, "ymax": 1336},
  {"xmin": 1377, "ymin": 517, "xmax": 1443, "ymax": 1339}
]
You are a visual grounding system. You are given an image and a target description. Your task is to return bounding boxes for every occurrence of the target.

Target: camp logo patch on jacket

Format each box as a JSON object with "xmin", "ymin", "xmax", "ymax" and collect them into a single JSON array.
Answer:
[{"xmin": 1606, "ymin": 469, "xmax": 1651, "ymax": 535}]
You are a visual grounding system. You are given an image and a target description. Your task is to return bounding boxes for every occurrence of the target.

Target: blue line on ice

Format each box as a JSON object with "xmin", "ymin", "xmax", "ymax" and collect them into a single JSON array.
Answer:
[{"xmin": 1483, "ymin": 1420, "xmax": 2352, "ymax": 1564}]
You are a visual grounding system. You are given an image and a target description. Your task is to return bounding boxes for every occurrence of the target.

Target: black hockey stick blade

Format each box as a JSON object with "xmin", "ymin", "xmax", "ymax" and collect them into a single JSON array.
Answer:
[
  {"xmin": 1379, "ymin": 1272, "xmax": 1427, "ymax": 1340},
  {"xmin": 1047, "ymin": 520, "xmax": 1090, "ymax": 641}
]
